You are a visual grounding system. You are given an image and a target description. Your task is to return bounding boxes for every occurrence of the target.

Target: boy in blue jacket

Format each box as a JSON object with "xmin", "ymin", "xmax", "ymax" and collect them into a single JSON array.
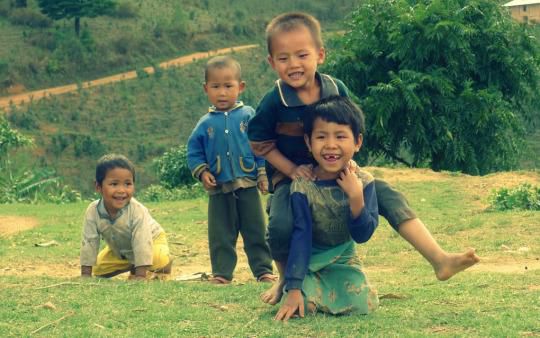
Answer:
[{"xmin": 187, "ymin": 56, "xmax": 274, "ymax": 284}]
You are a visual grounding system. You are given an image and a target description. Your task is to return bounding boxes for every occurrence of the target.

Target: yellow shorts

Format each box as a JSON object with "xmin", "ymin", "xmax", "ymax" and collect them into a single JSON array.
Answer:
[{"xmin": 93, "ymin": 232, "xmax": 170, "ymax": 276}]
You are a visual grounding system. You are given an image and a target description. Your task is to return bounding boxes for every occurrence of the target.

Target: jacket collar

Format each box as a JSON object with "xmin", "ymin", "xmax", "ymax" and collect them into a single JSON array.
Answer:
[
  {"xmin": 208, "ymin": 101, "xmax": 244, "ymax": 113},
  {"xmin": 275, "ymin": 72, "xmax": 340, "ymax": 107}
]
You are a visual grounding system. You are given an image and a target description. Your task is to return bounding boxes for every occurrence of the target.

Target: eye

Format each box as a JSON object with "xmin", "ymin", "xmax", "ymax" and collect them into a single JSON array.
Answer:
[
  {"xmin": 299, "ymin": 53, "xmax": 309, "ymax": 59},
  {"xmin": 278, "ymin": 56, "xmax": 287, "ymax": 62}
]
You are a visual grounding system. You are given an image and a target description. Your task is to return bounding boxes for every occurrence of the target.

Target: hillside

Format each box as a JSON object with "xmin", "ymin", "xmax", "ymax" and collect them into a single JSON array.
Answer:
[
  {"xmin": 0, "ymin": 0, "xmax": 357, "ymax": 93},
  {"xmin": 6, "ymin": 46, "xmax": 277, "ymax": 195}
]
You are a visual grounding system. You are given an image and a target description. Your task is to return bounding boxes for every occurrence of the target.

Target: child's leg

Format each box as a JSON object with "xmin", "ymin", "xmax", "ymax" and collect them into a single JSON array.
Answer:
[
  {"xmin": 93, "ymin": 245, "xmax": 131, "ymax": 277},
  {"xmin": 235, "ymin": 187, "xmax": 274, "ymax": 279},
  {"xmin": 376, "ymin": 179, "xmax": 479, "ymax": 280},
  {"xmin": 261, "ymin": 182, "xmax": 292, "ymax": 304},
  {"xmin": 149, "ymin": 232, "xmax": 172, "ymax": 274},
  {"xmin": 398, "ymin": 218, "xmax": 479, "ymax": 281},
  {"xmin": 208, "ymin": 192, "xmax": 239, "ymax": 281}
]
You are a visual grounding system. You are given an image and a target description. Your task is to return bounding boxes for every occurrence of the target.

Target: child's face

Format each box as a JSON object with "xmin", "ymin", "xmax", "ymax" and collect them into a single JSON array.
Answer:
[
  {"xmin": 204, "ymin": 66, "xmax": 245, "ymax": 112},
  {"xmin": 95, "ymin": 167, "xmax": 134, "ymax": 217},
  {"xmin": 267, "ymin": 26, "xmax": 325, "ymax": 91},
  {"xmin": 305, "ymin": 117, "xmax": 362, "ymax": 180}
]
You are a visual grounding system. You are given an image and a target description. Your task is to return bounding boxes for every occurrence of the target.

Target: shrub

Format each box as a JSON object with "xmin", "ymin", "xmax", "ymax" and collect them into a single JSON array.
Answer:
[
  {"xmin": 138, "ymin": 184, "xmax": 205, "ymax": 202},
  {"xmin": 110, "ymin": 1, "xmax": 139, "ymax": 18},
  {"xmin": 489, "ymin": 183, "xmax": 540, "ymax": 211},
  {"xmin": 8, "ymin": 8, "xmax": 52, "ymax": 28},
  {"xmin": 153, "ymin": 145, "xmax": 193, "ymax": 188}
]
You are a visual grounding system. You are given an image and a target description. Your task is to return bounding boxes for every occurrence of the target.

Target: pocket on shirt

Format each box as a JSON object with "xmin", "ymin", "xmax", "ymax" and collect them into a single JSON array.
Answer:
[
  {"xmin": 239, "ymin": 156, "xmax": 256, "ymax": 173},
  {"xmin": 211, "ymin": 155, "xmax": 221, "ymax": 175}
]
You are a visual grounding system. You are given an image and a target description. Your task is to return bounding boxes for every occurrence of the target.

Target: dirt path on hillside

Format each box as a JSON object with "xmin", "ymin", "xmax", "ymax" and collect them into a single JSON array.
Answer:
[{"xmin": 0, "ymin": 44, "xmax": 258, "ymax": 111}]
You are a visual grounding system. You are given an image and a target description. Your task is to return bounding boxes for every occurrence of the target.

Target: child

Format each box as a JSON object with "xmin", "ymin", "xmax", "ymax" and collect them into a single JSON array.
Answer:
[
  {"xmin": 248, "ymin": 12, "xmax": 479, "ymax": 305},
  {"xmin": 275, "ymin": 96, "xmax": 379, "ymax": 321},
  {"xmin": 187, "ymin": 56, "xmax": 274, "ymax": 284},
  {"xmin": 80, "ymin": 154, "xmax": 172, "ymax": 280}
]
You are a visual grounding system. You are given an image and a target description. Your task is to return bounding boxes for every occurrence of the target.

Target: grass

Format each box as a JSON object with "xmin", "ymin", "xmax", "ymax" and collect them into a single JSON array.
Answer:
[{"xmin": 1, "ymin": 168, "xmax": 539, "ymax": 337}]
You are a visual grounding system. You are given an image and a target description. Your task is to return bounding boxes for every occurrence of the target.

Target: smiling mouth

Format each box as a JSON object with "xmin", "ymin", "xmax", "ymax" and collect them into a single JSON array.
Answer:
[
  {"xmin": 322, "ymin": 154, "xmax": 340, "ymax": 162},
  {"xmin": 288, "ymin": 71, "xmax": 303, "ymax": 80}
]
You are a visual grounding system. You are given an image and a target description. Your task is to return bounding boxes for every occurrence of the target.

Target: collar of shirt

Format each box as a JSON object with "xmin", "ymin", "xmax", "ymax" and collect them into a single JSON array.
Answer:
[
  {"xmin": 275, "ymin": 72, "xmax": 340, "ymax": 107},
  {"xmin": 208, "ymin": 101, "xmax": 244, "ymax": 114},
  {"xmin": 96, "ymin": 198, "xmax": 129, "ymax": 221}
]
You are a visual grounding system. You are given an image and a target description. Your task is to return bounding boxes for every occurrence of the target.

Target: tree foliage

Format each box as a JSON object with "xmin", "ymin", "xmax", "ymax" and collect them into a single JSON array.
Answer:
[
  {"xmin": 325, "ymin": 0, "xmax": 540, "ymax": 174},
  {"xmin": 37, "ymin": 0, "xmax": 115, "ymax": 36}
]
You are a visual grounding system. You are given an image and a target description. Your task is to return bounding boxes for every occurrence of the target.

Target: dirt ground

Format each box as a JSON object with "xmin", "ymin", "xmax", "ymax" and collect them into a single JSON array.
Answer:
[{"xmin": 1, "ymin": 169, "xmax": 539, "ymax": 281}]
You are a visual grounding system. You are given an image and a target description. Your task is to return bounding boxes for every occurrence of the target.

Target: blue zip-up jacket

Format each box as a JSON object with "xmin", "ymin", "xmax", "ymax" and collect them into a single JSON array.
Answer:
[{"xmin": 187, "ymin": 102, "xmax": 265, "ymax": 183}]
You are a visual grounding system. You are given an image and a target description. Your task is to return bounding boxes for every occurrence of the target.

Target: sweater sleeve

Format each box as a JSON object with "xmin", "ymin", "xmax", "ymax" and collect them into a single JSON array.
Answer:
[
  {"xmin": 347, "ymin": 180, "xmax": 378, "ymax": 243},
  {"xmin": 248, "ymin": 91, "xmax": 278, "ymax": 157},
  {"xmin": 80, "ymin": 204, "xmax": 101, "ymax": 266},
  {"xmin": 130, "ymin": 204, "xmax": 157, "ymax": 267},
  {"xmin": 187, "ymin": 120, "xmax": 209, "ymax": 180},
  {"xmin": 285, "ymin": 191, "xmax": 312, "ymax": 291}
]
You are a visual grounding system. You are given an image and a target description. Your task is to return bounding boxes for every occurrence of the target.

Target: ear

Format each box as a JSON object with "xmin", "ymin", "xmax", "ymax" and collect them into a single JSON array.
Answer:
[
  {"xmin": 238, "ymin": 81, "xmax": 246, "ymax": 94},
  {"xmin": 355, "ymin": 134, "xmax": 363, "ymax": 152},
  {"xmin": 304, "ymin": 134, "xmax": 312, "ymax": 152},
  {"xmin": 203, "ymin": 83, "xmax": 209, "ymax": 94},
  {"xmin": 317, "ymin": 47, "xmax": 326, "ymax": 65},
  {"xmin": 267, "ymin": 54, "xmax": 276, "ymax": 70},
  {"xmin": 95, "ymin": 181, "xmax": 102, "ymax": 193}
]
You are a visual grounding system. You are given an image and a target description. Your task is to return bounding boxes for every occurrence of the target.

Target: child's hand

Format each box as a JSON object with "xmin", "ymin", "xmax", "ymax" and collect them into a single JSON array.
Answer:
[
  {"xmin": 290, "ymin": 164, "xmax": 315, "ymax": 181},
  {"xmin": 347, "ymin": 159, "xmax": 358, "ymax": 173},
  {"xmin": 81, "ymin": 265, "xmax": 92, "ymax": 278},
  {"xmin": 257, "ymin": 175, "xmax": 269, "ymax": 195},
  {"xmin": 274, "ymin": 289, "xmax": 304, "ymax": 322},
  {"xmin": 200, "ymin": 171, "xmax": 217, "ymax": 190},
  {"xmin": 337, "ymin": 167, "xmax": 363, "ymax": 199}
]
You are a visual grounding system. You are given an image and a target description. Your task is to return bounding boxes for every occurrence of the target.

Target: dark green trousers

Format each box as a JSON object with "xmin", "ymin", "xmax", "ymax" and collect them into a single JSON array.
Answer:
[{"xmin": 208, "ymin": 186, "xmax": 273, "ymax": 281}]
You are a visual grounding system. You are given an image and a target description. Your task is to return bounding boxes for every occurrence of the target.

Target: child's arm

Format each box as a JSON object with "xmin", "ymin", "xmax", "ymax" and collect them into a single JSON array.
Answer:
[
  {"xmin": 130, "ymin": 205, "xmax": 158, "ymax": 279},
  {"xmin": 80, "ymin": 208, "xmax": 100, "ymax": 277},
  {"xmin": 275, "ymin": 183, "xmax": 313, "ymax": 321},
  {"xmin": 187, "ymin": 120, "xmax": 211, "ymax": 183},
  {"xmin": 337, "ymin": 168, "xmax": 378, "ymax": 243}
]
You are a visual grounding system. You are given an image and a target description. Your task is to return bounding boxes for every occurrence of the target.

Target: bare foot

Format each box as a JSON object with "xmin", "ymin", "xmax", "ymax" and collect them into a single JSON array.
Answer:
[
  {"xmin": 434, "ymin": 248, "xmax": 480, "ymax": 281},
  {"xmin": 260, "ymin": 279, "xmax": 285, "ymax": 305}
]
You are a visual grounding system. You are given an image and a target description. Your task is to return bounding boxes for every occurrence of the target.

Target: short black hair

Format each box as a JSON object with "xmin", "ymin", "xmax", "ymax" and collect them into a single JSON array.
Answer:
[
  {"xmin": 204, "ymin": 55, "xmax": 242, "ymax": 82},
  {"xmin": 304, "ymin": 96, "xmax": 365, "ymax": 139},
  {"xmin": 95, "ymin": 154, "xmax": 135, "ymax": 186}
]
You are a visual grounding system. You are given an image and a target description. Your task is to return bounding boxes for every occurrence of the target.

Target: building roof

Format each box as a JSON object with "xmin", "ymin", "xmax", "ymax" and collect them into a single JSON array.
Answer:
[{"xmin": 503, "ymin": 0, "xmax": 540, "ymax": 7}]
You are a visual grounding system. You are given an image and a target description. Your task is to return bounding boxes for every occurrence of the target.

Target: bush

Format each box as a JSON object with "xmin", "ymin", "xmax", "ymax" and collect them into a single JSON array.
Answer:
[
  {"xmin": 138, "ymin": 184, "xmax": 205, "ymax": 202},
  {"xmin": 489, "ymin": 183, "xmax": 540, "ymax": 211},
  {"xmin": 8, "ymin": 8, "xmax": 52, "ymax": 28},
  {"xmin": 153, "ymin": 145, "xmax": 193, "ymax": 189},
  {"xmin": 110, "ymin": 1, "xmax": 139, "ymax": 18}
]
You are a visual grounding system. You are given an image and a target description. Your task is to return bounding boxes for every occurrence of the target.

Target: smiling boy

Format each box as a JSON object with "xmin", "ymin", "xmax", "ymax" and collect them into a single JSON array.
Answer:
[
  {"xmin": 248, "ymin": 12, "xmax": 479, "ymax": 307},
  {"xmin": 80, "ymin": 154, "xmax": 171, "ymax": 280}
]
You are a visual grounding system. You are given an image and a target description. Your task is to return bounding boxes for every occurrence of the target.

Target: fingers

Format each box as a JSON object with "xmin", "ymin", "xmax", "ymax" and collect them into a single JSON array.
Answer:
[{"xmin": 274, "ymin": 305, "xmax": 297, "ymax": 321}]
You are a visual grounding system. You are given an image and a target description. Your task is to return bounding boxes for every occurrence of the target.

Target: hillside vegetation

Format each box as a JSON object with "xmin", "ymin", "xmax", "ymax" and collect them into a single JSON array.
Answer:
[
  {"xmin": 6, "ymin": 48, "xmax": 276, "ymax": 195},
  {"xmin": 0, "ymin": 0, "xmax": 356, "ymax": 92}
]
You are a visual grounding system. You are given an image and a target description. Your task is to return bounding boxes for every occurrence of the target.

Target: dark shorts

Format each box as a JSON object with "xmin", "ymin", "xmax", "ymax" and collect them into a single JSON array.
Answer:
[{"xmin": 266, "ymin": 179, "xmax": 416, "ymax": 262}]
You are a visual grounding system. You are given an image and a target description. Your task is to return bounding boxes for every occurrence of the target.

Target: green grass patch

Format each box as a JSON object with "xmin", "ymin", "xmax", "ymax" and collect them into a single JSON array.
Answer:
[{"xmin": 1, "ymin": 170, "xmax": 539, "ymax": 336}]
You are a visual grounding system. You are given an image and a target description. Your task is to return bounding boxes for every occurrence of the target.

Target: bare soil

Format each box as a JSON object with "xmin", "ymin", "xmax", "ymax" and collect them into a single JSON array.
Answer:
[{"xmin": 0, "ymin": 216, "xmax": 39, "ymax": 237}]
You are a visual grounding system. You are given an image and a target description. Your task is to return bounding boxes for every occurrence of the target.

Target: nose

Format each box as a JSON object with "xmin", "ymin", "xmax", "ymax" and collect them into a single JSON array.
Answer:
[{"xmin": 289, "ymin": 55, "xmax": 300, "ymax": 67}]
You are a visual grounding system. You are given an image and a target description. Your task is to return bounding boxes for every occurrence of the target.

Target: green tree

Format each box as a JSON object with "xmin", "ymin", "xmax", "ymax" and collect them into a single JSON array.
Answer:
[
  {"xmin": 37, "ymin": 0, "xmax": 115, "ymax": 36},
  {"xmin": 326, "ymin": 0, "xmax": 540, "ymax": 174}
]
